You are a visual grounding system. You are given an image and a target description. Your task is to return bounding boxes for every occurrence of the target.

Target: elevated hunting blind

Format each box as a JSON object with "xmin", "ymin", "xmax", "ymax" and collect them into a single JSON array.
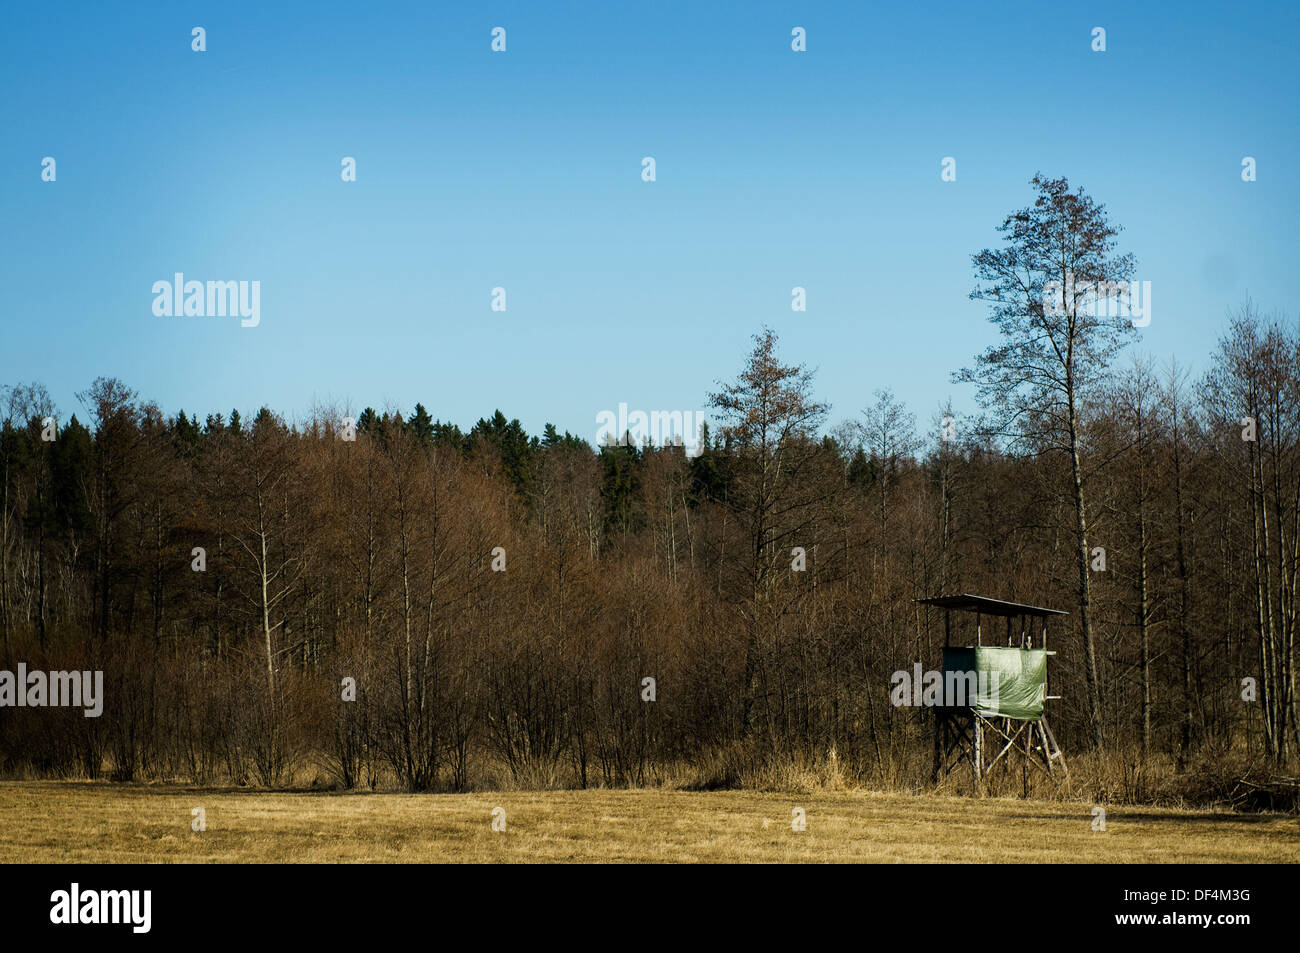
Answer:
[{"xmin": 917, "ymin": 594, "xmax": 1068, "ymax": 788}]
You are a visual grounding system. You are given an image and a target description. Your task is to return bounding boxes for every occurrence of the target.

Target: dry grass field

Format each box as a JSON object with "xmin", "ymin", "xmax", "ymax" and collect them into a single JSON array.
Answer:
[{"xmin": 1, "ymin": 781, "xmax": 1297, "ymax": 863}]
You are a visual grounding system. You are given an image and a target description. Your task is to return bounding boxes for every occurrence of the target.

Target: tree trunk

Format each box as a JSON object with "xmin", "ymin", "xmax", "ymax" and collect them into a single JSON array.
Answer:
[{"xmin": 1068, "ymin": 395, "xmax": 1104, "ymax": 750}]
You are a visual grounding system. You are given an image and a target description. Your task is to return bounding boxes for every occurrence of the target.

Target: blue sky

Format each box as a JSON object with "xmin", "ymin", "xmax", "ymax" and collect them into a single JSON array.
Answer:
[{"xmin": 2, "ymin": 0, "xmax": 1296, "ymax": 445}]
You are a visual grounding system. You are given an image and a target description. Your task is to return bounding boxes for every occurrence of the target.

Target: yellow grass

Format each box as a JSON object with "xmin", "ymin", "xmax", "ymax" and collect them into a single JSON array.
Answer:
[{"xmin": 0, "ymin": 781, "xmax": 1296, "ymax": 863}]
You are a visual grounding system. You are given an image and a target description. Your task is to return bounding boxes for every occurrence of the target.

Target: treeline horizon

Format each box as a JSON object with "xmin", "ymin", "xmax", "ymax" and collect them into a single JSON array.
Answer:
[
  {"xmin": 1, "ymin": 305, "xmax": 1295, "ymax": 795},
  {"xmin": 1, "ymin": 176, "xmax": 1296, "ymax": 805}
]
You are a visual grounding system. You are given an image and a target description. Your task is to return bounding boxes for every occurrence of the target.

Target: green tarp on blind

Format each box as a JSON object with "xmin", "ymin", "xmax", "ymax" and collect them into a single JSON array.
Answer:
[{"xmin": 941, "ymin": 647, "xmax": 1048, "ymax": 721}]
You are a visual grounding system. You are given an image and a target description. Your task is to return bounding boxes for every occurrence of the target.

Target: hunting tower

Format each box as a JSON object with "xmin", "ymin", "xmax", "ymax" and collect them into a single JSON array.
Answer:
[{"xmin": 917, "ymin": 594, "xmax": 1068, "ymax": 789}]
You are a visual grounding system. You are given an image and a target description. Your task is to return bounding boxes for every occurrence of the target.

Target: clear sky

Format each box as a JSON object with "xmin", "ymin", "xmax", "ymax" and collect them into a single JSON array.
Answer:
[{"xmin": 2, "ymin": 0, "xmax": 1296, "ymax": 444}]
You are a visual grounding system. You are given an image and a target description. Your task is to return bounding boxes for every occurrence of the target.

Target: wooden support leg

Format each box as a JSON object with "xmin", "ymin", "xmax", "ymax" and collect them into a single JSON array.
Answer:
[{"xmin": 932, "ymin": 710, "xmax": 943, "ymax": 783}]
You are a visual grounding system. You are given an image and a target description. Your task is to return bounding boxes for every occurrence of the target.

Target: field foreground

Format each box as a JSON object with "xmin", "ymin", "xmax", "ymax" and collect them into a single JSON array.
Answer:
[{"xmin": 1, "ymin": 782, "xmax": 1297, "ymax": 863}]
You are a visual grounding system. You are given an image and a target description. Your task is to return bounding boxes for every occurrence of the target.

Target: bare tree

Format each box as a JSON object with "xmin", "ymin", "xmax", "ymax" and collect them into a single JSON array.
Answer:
[
  {"xmin": 708, "ymin": 327, "xmax": 829, "ymax": 736},
  {"xmin": 957, "ymin": 174, "xmax": 1137, "ymax": 750},
  {"xmin": 1203, "ymin": 305, "xmax": 1300, "ymax": 765}
]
